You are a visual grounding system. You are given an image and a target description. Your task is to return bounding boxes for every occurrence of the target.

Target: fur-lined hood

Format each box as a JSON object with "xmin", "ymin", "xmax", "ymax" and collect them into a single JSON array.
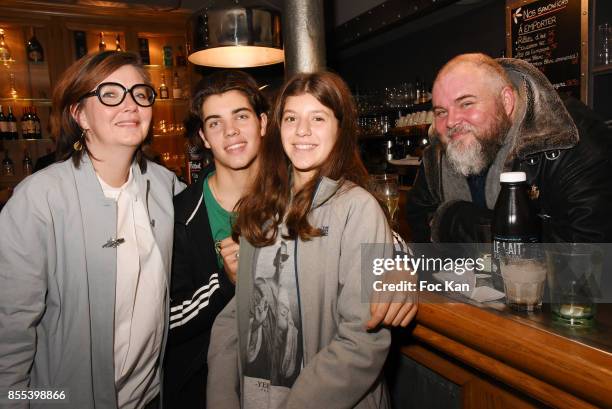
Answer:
[{"xmin": 498, "ymin": 58, "xmax": 579, "ymax": 160}]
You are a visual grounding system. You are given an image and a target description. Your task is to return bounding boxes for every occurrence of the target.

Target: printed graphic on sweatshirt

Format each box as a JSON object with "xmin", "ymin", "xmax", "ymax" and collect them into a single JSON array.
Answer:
[{"xmin": 243, "ymin": 237, "xmax": 303, "ymax": 409}]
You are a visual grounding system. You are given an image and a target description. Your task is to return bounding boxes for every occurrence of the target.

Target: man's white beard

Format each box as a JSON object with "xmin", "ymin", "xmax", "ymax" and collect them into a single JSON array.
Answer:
[
  {"xmin": 443, "ymin": 109, "xmax": 510, "ymax": 177},
  {"xmin": 446, "ymin": 136, "xmax": 489, "ymax": 176}
]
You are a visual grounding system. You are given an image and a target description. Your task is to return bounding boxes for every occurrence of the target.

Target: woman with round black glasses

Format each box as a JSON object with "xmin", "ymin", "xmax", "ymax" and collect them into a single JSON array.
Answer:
[{"xmin": 0, "ymin": 51, "xmax": 185, "ymax": 409}]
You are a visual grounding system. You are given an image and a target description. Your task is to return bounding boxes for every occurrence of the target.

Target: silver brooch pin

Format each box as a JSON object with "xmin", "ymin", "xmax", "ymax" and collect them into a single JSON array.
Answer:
[{"xmin": 102, "ymin": 238, "xmax": 125, "ymax": 248}]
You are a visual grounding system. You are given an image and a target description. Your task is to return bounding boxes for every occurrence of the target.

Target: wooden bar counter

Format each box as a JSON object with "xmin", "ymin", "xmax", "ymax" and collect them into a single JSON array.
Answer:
[
  {"xmin": 393, "ymin": 188, "xmax": 612, "ymax": 409},
  {"xmin": 400, "ymin": 293, "xmax": 612, "ymax": 408}
]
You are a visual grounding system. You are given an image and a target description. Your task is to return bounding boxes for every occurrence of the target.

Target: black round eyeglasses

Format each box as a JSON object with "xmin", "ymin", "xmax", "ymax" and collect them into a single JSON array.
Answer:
[{"xmin": 79, "ymin": 82, "xmax": 156, "ymax": 107}]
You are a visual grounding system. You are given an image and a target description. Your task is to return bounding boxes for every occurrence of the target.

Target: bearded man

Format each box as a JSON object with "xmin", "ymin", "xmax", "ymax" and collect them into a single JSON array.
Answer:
[{"xmin": 406, "ymin": 53, "xmax": 612, "ymax": 243}]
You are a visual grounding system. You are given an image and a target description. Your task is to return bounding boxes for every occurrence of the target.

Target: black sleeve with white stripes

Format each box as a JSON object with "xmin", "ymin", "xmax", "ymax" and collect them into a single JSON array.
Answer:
[{"xmin": 166, "ymin": 222, "xmax": 234, "ymax": 346}]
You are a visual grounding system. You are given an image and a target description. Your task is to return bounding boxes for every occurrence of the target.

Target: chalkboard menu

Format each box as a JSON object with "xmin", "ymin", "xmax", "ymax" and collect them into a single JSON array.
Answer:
[{"xmin": 507, "ymin": 0, "xmax": 582, "ymax": 98}]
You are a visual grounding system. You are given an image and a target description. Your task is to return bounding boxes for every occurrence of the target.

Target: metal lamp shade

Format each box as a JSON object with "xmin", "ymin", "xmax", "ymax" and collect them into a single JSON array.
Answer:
[{"xmin": 188, "ymin": 6, "xmax": 283, "ymax": 68}]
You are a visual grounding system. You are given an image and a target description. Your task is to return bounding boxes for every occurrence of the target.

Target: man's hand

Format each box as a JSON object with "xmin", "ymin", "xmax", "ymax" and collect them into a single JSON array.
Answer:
[
  {"xmin": 366, "ymin": 270, "xmax": 418, "ymax": 329},
  {"xmin": 220, "ymin": 237, "xmax": 239, "ymax": 285}
]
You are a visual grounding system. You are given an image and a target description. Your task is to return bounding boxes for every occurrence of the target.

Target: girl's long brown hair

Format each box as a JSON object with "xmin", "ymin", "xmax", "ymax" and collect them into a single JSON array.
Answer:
[{"xmin": 234, "ymin": 71, "xmax": 376, "ymax": 247}]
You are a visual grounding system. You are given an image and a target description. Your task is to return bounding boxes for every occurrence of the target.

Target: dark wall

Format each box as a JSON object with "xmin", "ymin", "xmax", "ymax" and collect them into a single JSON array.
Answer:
[{"xmin": 330, "ymin": 1, "xmax": 506, "ymax": 90}]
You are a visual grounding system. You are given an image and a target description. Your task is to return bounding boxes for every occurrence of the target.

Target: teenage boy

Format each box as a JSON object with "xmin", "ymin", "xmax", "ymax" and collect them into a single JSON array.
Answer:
[{"xmin": 163, "ymin": 70, "xmax": 266, "ymax": 409}]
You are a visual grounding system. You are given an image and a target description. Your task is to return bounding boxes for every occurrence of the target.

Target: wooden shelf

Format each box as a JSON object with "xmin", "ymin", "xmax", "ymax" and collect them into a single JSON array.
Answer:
[
  {"xmin": 154, "ymin": 98, "xmax": 188, "ymax": 105},
  {"xmin": 153, "ymin": 133, "xmax": 183, "ymax": 138},
  {"xmin": 1, "ymin": 138, "xmax": 53, "ymax": 144},
  {"xmin": 592, "ymin": 64, "xmax": 612, "ymax": 75},
  {"xmin": 0, "ymin": 98, "xmax": 51, "ymax": 106}
]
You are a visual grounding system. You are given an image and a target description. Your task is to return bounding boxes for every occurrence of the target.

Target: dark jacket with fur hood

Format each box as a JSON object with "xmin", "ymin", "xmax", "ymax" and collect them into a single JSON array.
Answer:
[{"xmin": 406, "ymin": 58, "xmax": 612, "ymax": 243}]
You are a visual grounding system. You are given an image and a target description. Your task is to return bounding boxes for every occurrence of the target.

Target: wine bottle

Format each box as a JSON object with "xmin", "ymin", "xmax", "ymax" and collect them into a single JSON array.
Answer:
[
  {"xmin": 2, "ymin": 150, "xmax": 15, "ymax": 176},
  {"xmin": 159, "ymin": 74, "xmax": 169, "ymax": 99},
  {"xmin": 138, "ymin": 38, "xmax": 150, "ymax": 65},
  {"xmin": 7, "ymin": 106, "xmax": 18, "ymax": 140},
  {"xmin": 26, "ymin": 27, "xmax": 44, "ymax": 63},
  {"xmin": 22, "ymin": 149, "xmax": 33, "ymax": 176},
  {"xmin": 115, "ymin": 35, "xmax": 122, "ymax": 52},
  {"xmin": 172, "ymin": 72, "xmax": 182, "ymax": 99},
  {"xmin": 0, "ymin": 105, "xmax": 7, "ymax": 140},
  {"xmin": 175, "ymin": 45, "xmax": 187, "ymax": 67},
  {"xmin": 163, "ymin": 45, "xmax": 173, "ymax": 67},
  {"xmin": 98, "ymin": 32, "xmax": 106, "ymax": 52},
  {"xmin": 21, "ymin": 107, "xmax": 30, "ymax": 139},
  {"xmin": 0, "ymin": 28, "xmax": 12, "ymax": 62},
  {"xmin": 74, "ymin": 31, "xmax": 87, "ymax": 60},
  {"xmin": 27, "ymin": 107, "xmax": 36, "ymax": 138},
  {"xmin": 33, "ymin": 106, "xmax": 42, "ymax": 139}
]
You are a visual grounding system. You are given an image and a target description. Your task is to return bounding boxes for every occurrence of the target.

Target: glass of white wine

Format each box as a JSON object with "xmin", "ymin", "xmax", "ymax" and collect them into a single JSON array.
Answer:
[{"xmin": 372, "ymin": 174, "xmax": 400, "ymax": 225}]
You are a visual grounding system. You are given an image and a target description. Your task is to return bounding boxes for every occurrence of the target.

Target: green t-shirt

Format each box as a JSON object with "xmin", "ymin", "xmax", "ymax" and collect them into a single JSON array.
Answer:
[{"xmin": 203, "ymin": 172, "xmax": 235, "ymax": 268}]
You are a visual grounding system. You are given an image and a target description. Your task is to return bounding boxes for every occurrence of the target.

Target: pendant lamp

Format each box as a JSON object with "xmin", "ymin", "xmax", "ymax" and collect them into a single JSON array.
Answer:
[{"xmin": 188, "ymin": 1, "xmax": 283, "ymax": 68}]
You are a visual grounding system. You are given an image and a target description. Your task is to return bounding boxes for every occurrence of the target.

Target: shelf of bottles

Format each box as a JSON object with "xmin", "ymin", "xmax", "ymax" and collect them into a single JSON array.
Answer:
[
  {"xmin": 0, "ymin": 23, "xmax": 54, "ymax": 187},
  {"xmin": 355, "ymin": 80, "xmax": 434, "ymax": 175},
  {"xmin": 0, "ymin": 23, "xmax": 51, "ymax": 139},
  {"xmin": 355, "ymin": 80, "xmax": 433, "ymax": 138},
  {"xmin": 138, "ymin": 32, "xmax": 190, "ymax": 178}
]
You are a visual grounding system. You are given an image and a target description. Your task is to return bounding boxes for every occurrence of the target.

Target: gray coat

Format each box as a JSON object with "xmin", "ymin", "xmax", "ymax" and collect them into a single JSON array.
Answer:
[
  {"xmin": 0, "ymin": 155, "xmax": 185, "ymax": 409},
  {"xmin": 207, "ymin": 178, "xmax": 393, "ymax": 409}
]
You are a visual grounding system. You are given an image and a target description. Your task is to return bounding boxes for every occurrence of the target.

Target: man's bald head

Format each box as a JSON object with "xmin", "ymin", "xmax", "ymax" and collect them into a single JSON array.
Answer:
[{"xmin": 435, "ymin": 53, "xmax": 514, "ymax": 96}]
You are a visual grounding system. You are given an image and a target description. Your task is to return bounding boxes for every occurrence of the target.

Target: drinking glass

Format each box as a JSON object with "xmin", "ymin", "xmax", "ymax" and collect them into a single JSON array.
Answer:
[
  {"xmin": 545, "ymin": 243, "xmax": 603, "ymax": 326},
  {"xmin": 372, "ymin": 174, "xmax": 400, "ymax": 224},
  {"xmin": 500, "ymin": 257, "xmax": 547, "ymax": 312}
]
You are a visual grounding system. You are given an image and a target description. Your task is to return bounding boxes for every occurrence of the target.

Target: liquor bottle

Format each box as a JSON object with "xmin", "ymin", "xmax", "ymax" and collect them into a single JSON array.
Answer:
[
  {"xmin": 7, "ymin": 106, "xmax": 18, "ymax": 140},
  {"xmin": 0, "ymin": 28, "xmax": 12, "ymax": 62},
  {"xmin": 0, "ymin": 105, "xmax": 7, "ymax": 140},
  {"xmin": 115, "ymin": 35, "xmax": 122, "ymax": 52},
  {"xmin": 175, "ymin": 45, "xmax": 187, "ymax": 66},
  {"xmin": 74, "ymin": 31, "xmax": 88, "ymax": 60},
  {"xmin": 26, "ymin": 27, "xmax": 44, "ymax": 63},
  {"xmin": 414, "ymin": 78, "xmax": 422, "ymax": 105},
  {"xmin": 491, "ymin": 172, "xmax": 540, "ymax": 291},
  {"xmin": 185, "ymin": 142, "xmax": 204, "ymax": 185},
  {"xmin": 98, "ymin": 32, "xmax": 106, "ymax": 52},
  {"xmin": 9, "ymin": 73, "xmax": 18, "ymax": 99},
  {"xmin": 172, "ymin": 72, "xmax": 182, "ymax": 99},
  {"xmin": 22, "ymin": 149, "xmax": 33, "ymax": 176},
  {"xmin": 2, "ymin": 150, "xmax": 14, "ymax": 176},
  {"xmin": 159, "ymin": 74, "xmax": 169, "ymax": 99},
  {"xmin": 27, "ymin": 107, "xmax": 36, "ymax": 138},
  {"xmin": 32, "ymin": 106, "xmax": 42, "ymax": 139},
  {"xmin": 138, "ymin": 38, "xmax": 150, "ymax": 65},
  {"xmin": 163, "ymin": 45, "xmax": 173, "ymax": 67},
  {"xmin": 419, "ymin": 81, "xmax": 429, "ymax": 104},
  {"xmin": 21, "ymin": 107, "xmax": 30, "ymax": 139}
]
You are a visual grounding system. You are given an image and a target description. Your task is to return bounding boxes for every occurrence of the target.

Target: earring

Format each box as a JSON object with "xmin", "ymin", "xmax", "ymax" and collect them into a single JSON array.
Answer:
[{"xmin": 73, "ymin": 129, "xmax": 86, "ymax": 151}]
